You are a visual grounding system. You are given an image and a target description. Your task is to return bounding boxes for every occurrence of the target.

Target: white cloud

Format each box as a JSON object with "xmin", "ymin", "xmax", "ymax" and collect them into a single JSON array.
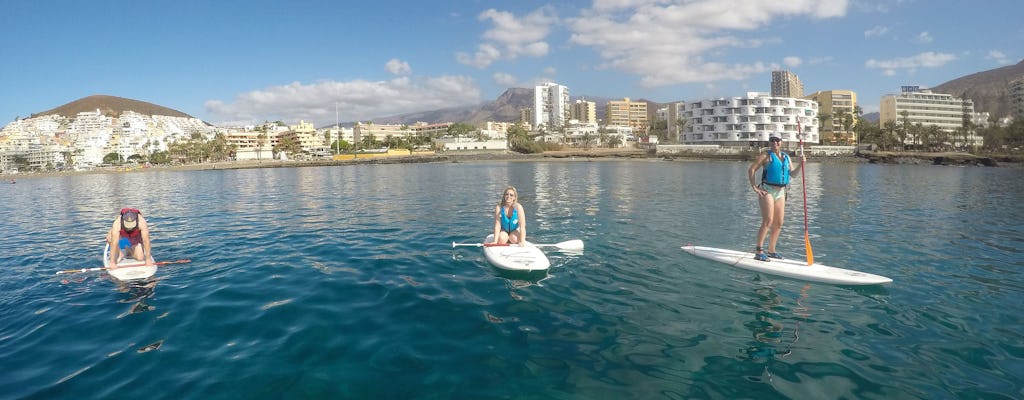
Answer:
[
  {"xmin": 783, "ymin": 56, "xmax": 803, "ymax": 68},
  {"xmin": 808, "ymin": 56, "xmax": 835, "ymax": 65},
  {"xmin": 864, "ymin": 25, "xmax": 889, "ymax": 38},
  {"xmin": 986, "ymin": 50, "xmax": 1010, "ymax": 65},
  {"xmin": 865, "ymin": 51, "xmax": 957, "ymax": 76},
  {"xmin": 566, "ymin": 0, "xmax": 849, "ymax": 86},
  {"xmin": 456, "ymin": 6, "xmax": 558, "ymax": 68},
  {"xmin": 456, "ymin": 44, "xmax": 501, "ymax": 69},
  {"xmin": 205, "ymin": 75, "xmax": 481, "ymax": 126},
  {"xmin": 492, "ymin": 72, "xmax": 517, "ymax": 86},
  {"xmin": 914, "ymin": 31, "xmax": 933, "ymax": 44},
  {"xmin": 385, "ymin": 59, "xmax": 412, "ymax": 75}
]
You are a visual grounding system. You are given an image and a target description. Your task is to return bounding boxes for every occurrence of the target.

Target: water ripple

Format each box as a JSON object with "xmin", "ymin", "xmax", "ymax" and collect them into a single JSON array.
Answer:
[{"xmin": 2, "ymin": 162, "xmax": 1022, "ymax": 399}]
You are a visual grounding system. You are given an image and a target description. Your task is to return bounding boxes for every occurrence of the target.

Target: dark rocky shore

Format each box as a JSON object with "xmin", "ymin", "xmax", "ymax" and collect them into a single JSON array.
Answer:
[{"xmin": 4, "ymin": 148, "xmax": 1020, "ymax": 181}]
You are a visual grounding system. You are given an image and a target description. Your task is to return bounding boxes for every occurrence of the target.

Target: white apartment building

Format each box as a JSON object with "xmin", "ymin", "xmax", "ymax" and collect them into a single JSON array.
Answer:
[
  {"xmin": 1011, "ymin": 77, "xmax": 1024, "ymax": 120},
  {"xmin": 435, "ymin": 137, "xmax": 507, "ymax": 151},
  {"xmin": 533, "ymin": 82, "xmax": 570, "ymax": 130},
  {"xmin": 880, "ymin": 87, "xmax": 982, "ymax": 146},
  {"xmin": 681, "ymin": 92, "xmax": 819, "ymax": 146},
  {"xmin": 480, "ymin": 121, "xmax": 517, "ymax": 140}
]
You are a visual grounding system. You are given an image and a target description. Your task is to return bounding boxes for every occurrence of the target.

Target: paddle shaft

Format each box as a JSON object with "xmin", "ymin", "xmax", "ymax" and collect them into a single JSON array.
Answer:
[
  {"xmin": 56, "ymin": 259, "xmax": 190, "ymax": 275},
  {"xmin": 798, "ymin": 121, "xmax": 814, "ymax": 265},
  {"xmin": 452, "ymin": 239, "xmax": 583, "ymax": 251}
]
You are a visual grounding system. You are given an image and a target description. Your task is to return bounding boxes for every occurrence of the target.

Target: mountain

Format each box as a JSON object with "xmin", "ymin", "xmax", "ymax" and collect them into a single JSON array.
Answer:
[
  {"xmin": 932, "ymin": 59, "xmax": 1024, "ymax": 119},
  {"xmin": 366, "ymin": 88, "xmax": 651, "ymax": 126},
  {"xmin": 369, "ymin": 88, "xmax": 534, "ymax": 126},
  {"xmin": 31, "ymin": 94, "xmax": 194, "ymax": 119}
]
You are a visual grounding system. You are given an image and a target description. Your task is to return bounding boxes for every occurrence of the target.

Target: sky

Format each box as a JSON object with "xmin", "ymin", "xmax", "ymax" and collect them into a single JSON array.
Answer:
[{"xmin": 2, "ymin": 0, "xmax": 1022, "ymax": 128}]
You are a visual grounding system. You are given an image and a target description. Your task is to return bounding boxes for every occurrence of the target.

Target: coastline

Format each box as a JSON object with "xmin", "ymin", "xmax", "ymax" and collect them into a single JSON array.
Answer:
[{"xmin": 3, "ymin": 148, "xmax": 1020, "ymax": 181}]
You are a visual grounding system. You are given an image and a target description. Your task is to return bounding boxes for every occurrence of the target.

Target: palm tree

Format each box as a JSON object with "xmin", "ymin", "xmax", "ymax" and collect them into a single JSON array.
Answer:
[
  {"xmin": 817, "ymin": 112, "xmax": 832, "ymax": 142},
  {"xmin": 882, "ymin": 121, "xmax": 898, "ymax": 151},
  {"xmin": 898, "ymin": 111, "xmax": 911, "ymax": 151},
  {"xmin": 256, "ymin": 132, "xmax": 267, "ymax": 162}
]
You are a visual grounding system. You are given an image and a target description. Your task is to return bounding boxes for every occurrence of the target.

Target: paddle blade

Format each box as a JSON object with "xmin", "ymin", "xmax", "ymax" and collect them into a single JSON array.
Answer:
[
  {"xmin": 554, "ymin": 239, "xmax": 584, "ymax": 251},
  {"xmin": 805, "ymin": 232, "xmax": 814, "ymax": 265}
]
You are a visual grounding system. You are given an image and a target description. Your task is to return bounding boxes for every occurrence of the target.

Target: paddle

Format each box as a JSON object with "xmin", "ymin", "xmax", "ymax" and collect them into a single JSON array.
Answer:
[
  {"xmin": 55, "ymin": 259, "xmax": 191, "ymax": 275},
  {"xmin": 798, "ymin": 121, "xmax": 814, "ymax": 266},
  {"xmin": 452, "ymin": 240, "xmax": 584, "ymax": 251},
  {"xmin": 533, "ymin": 240, "xmax": 584, "ymax": 250}
]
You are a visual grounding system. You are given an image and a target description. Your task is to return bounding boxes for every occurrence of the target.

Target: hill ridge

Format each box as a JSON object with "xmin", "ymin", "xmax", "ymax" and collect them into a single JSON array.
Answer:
[{"xmin": 31, "ymin": 94, "xmax": 194, "ymax": 119}]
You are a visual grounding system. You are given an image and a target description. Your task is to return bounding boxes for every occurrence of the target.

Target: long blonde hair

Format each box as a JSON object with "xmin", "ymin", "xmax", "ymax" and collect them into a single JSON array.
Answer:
[{"xmin": 498, "ymin": 186, "xmax": 518, "ymax": 208}]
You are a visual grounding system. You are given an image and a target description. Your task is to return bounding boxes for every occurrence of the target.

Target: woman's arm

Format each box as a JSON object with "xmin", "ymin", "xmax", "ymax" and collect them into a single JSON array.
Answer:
[
  {"xmin": 492, "ymin": 205, "xmax": 502, "ymax": 244},
  {"xmin": 516, "ymin": 203, "xmax": 526, "ymax": 244}
]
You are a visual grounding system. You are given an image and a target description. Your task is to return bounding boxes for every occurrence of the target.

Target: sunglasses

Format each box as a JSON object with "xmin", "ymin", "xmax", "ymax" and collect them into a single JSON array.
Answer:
[{"xmin": 769, "ymin": 138, "xmax": 782, "ymax": 143}]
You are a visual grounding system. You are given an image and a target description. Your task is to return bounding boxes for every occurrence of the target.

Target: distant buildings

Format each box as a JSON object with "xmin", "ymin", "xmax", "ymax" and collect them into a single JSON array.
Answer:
[
  {"xmin": 570, "ymin": 99, "xmax": 597, "ymax": 124},
  {"xmin": 353, "ymin": 121, "xmax": 452, "ymax": 147},
  {"xmin": 533, "ymin": 82, "xmax": 570, "ymax": 130},
  {"xmin": 771, "ymin": 70, "xmax": 804, "ymax": 98},
  {"xmin": 804, "ymin": 90, "xmax": 858, "ymax": 144},
  {"xmin": 0, "ymin": 109, "xmax": 212, "ymax": 171},
  {"xmin": 604, "ymin": 98, "xmax": 649, "ymax": 134},
  {"xmin": 1012, "ymin": 77, "xmax": 1024, "ymax": 120},
  {"xmin": 879, "ymin": 86, "xmax": 983, "ymax": 146},
  {"xmin": 680, "ymin": 92, "xmax": 819, "ymax": 146}
]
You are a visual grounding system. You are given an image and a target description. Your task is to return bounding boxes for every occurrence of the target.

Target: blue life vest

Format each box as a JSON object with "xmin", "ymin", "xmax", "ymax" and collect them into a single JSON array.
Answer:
[
  {"xmin": 500, "ymin": 206, "xmax": 519, "ymax": 232},
  {"xmin": 761, "ymin": 151, "xmax": 790, "ymax": 186}
]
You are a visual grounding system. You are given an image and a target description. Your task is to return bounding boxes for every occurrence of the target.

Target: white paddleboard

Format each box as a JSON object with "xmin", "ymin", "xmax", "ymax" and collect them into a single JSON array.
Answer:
[
  {"xmin": 483, "ymin": 234, "xmax": 551, "ymax": 272},
  {"xmin": 103, "ymin": 243, "xmax": 157, "ymax": 281},
  {"xmin": 682, "ymin": 245, "xmax": 892, "ymax": 285}
]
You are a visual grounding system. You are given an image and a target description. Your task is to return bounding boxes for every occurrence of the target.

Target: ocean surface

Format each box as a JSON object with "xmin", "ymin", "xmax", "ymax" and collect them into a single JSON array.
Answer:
[{"xmin": 1, "ymin": 159, "xmax": 1022, "ymax": 399}]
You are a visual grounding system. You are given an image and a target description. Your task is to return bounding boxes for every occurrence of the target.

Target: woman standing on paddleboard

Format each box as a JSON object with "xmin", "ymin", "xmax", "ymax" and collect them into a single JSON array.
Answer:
[
  {"xmin": 748, "ymin": 133, "xmax": 805, "ymax": 262},
  {"xmin": 491, "ymin": 186, "xmax": 526, "ymax": 246}
]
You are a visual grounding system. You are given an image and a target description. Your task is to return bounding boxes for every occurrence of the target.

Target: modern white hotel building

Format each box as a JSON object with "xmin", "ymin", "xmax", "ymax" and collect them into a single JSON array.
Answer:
[
  {"xmin": 879, "ymin": 86, "xmax": 982, "ymax": 146},
  {"xmin": 533, "ymin": 82, "xmax": 570, "ymax": 130},
  {"xmin": 679, "ymin": 92, "xmax": 819, "ymax": 146}
]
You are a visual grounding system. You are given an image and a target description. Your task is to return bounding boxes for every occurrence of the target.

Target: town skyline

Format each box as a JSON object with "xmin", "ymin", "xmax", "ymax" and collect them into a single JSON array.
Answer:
[{"xmin": 2, "ymin": 0, "xmax": 1022, "ymax": 128}]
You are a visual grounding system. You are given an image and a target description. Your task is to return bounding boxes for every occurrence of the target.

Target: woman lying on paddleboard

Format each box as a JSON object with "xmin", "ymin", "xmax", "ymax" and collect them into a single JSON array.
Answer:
[{"xmin": 492, "ymin": 186, "xmax": 526, "ymax": 246}]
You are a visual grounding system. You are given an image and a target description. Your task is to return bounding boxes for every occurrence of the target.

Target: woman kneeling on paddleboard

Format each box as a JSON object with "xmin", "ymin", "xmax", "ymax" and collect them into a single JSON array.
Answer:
[
  {"xmin": 492, "ymin": 186, "xmax": 526, "ymax": 246},
  {"xmin": 748, "ymin": 133, "xmax": 805, "ymax": 262},
  {"xmin": 106, "ymin": 208, "xmax": 154, "ymax": 266}
]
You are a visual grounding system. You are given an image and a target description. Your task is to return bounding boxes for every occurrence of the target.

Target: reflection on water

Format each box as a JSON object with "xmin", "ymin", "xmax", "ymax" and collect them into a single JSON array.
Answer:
[{"xmin": 115, "ymin": 277, "xmax": 158, "ymax": 318}]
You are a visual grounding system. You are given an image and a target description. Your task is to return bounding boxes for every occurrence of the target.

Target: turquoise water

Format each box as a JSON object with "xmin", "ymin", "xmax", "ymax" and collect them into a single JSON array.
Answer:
[{"xmin": 2, "ymin": 160, "xmax": 1022, "ymax": 399}]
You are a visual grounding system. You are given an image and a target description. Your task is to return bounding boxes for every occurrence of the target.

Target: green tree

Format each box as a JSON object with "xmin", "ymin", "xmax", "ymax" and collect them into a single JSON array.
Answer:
[
  {"xmin": 331, "ymin": 139, "xmax": 351, "ymax": 151},
  {"xmin": 103, "ymin": 152, "xmax": 122, "ymax": 165},
  {"xmin": 150, "ymin": 151, "xmax": 171, "ymax": 164},
  {"xmin": 817, "ymin": 112, "xmax": 832, "ymax": 140},
  {"xmin": 606, "ymin": 134, "xmax": 622, "ymax": 148},
  {"xmin": 257, "ymin": 132, "xmax": 268, "ymax": 161},
  {"xmin": 898, "ymin": 110, "xmax": 911, "ymax": 151},
  {"xmin": 447, "ymin": 123, "xmax": 476, "ymax": 137}
]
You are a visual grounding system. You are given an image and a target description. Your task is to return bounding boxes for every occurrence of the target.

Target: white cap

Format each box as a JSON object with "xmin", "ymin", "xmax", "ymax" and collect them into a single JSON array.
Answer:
[{"xmin": 768, "ymin": 132, "xmax": 781, "ymax": 140}]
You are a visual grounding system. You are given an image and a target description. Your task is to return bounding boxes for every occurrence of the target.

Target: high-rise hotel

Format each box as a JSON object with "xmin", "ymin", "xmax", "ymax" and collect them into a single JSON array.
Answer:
[
  {"xmin": 879, "ymin": 86, "xmax": 981, "ymax": 146},
  {"xmin": 771, "ymin": 70, "xmax": 804, "ymax": 98},
  {"xmin": 533, "ymin": 82, "xmax": 570, "ymax": 130}
]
